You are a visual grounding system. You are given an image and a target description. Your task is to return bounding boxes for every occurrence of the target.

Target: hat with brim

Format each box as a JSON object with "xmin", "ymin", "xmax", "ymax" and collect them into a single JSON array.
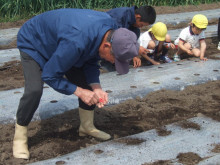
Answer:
[
  {"xmin": 148, "ymin": 22, "xmax": 167, "ymax": 41},
  {"xmin": 114, "ymin": 59, "xmax": 130, "ymax": 75},
  {"xmin": 192, "ymin": 14, "xmax": 208, "ymax": 29},
  {"xmin": 148, "ymin": 28, "xmax": 165, "ymax": 41},
  {"xmin": 111, "ymin": 28, "xmax": 139, "ymax": 75}
]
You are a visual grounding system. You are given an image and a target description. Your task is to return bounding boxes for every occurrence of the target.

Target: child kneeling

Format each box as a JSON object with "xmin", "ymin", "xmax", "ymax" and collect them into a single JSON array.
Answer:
[
  {"xmin": 174, "ymin": 14, "xmax": 208, "ymax": 61},
  {"xmin": 138, "ymin": 22, "xmax": 175, "ymax": 65}
]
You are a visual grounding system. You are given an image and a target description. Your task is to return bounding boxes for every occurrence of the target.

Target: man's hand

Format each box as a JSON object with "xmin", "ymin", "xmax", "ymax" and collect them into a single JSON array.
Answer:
[
  {"xmin": 90, "ymin": 84, "xmax": 108, "ymax": 108},
  {"xmin": 93, "ymin": 88, "xmax": 108, "ymax": 108},
  {"xmin": 133, "ymin": 57, "xmax": 141, "ymax": 68},
  {"xmin": 74, "ymin": 86, "xmax": 108, "ymax": 108},
  {"xmin": 74, "ymin": 87, "xmax": 100, "ymax": 106}
]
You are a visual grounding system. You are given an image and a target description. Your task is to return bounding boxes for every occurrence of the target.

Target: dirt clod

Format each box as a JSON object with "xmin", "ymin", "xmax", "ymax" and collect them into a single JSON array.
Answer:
[{"xmin": 177, "ymin": 152, "xmax": 203, "ymax": 164}]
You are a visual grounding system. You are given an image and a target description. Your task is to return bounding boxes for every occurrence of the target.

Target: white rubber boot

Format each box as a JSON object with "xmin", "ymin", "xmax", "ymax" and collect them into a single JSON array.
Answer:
[
  {"xmin": 79, "ymin": 108, "xmax": 111, "ymax": 140},
  {"xmin": 13, "ymin": 123, "xmax": 30, "ymax": 159}
]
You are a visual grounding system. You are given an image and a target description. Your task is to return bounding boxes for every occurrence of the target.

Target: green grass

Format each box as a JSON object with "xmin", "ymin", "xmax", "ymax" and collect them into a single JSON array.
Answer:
[{"xmin": 0, "ymin": 0, "xmax": 220, "ymax": 22}]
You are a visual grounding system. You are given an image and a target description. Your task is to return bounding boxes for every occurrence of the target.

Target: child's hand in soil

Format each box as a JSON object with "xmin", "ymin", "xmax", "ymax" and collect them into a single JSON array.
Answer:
[
  {"xmin": 152, "ymin": 61, "xmax": 160, "ymax": 65},
  {"xmin": 200, "ymin": 57, "xmax": 208, "ymax": 61}
]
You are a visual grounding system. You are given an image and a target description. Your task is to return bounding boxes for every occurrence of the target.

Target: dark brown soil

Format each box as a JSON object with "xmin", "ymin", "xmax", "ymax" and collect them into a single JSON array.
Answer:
[
  {"xmin": 212, "ymin": 144, "xmax": 220, "ymax": 153},
  {"xmin": 1, "ymin": 3, "xmax": 220, "ymax": 165},
  {"xmin": 0, "ymin": 60, "xmax": 24, "ymax": 90},
  {"xmin": 177, "ymin": 152, "xmax": 203, "ymax": 165},
  {"xmin": 1, "ymin": 80, "xmax": 220, "ymax": 165},
  {"xmin": 177, "ymin": 120, "xmax": 201, "ymax": 130},
  {"xmin": 142, "ymin": 160, "xmax": 171, "ymax": 165}
]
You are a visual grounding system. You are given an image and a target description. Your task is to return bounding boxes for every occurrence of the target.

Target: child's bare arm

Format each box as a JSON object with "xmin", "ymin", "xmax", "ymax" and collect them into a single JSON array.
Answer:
[
  {"xmin": 142, "ymin": 54, "xmax": 160, "ymax": 65},
  {"xmin": 200, "ymin": 40, "xmax": 208, "ymax": 61},
  {"xmin": 178, "ymin": 40, "xmax": 193, "ymax": 55},
  {"xmin": 157, "ymin": 41, "xmax": 164, "ymax": 54},
  {"xmin": 139, "ymin": 46, "xmax": 150, "ymax": 56}
]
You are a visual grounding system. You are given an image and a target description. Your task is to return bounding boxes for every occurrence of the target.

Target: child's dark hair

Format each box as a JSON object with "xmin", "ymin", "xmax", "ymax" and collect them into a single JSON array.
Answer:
[{"xmin": 135, "ymin": 6, "xmax": 156, "ymax": 24}]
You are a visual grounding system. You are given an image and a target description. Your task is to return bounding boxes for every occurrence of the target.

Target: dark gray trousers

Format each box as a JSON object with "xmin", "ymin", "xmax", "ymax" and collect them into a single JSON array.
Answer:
[{"xmin": 17, "ymin": 51, "xmax": 95, "ymax": 126}]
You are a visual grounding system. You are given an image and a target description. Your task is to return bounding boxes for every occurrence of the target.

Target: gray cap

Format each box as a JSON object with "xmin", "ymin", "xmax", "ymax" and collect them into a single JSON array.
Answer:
[{"xmin": 111, "ymin": 28, "xmax": 139, "ymax": 75}]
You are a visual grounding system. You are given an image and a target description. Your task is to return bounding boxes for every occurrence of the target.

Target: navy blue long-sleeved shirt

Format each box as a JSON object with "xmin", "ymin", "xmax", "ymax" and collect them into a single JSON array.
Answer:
[
  {"xmin": 106, "ymin": 6, "xmax": 140, "ymax": 38},
  {"xmin": 17, "ymin": 9, "xmax": 117, "ymax": 95}
]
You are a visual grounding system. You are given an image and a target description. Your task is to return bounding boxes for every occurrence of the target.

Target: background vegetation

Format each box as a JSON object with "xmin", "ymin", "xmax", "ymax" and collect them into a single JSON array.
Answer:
[{"xmin": 0, "ymin": 0, "xmax": 220, "ymax": 22}]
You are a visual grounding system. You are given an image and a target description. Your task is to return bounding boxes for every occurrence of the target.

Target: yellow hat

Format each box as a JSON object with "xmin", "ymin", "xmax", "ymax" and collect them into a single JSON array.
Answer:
[
  {"xmin": 148, "ymin": 22, "xmax": 167, "ymax": 41},
  {"xmin": 192, "ymin": 14, "xmax": 208, "ymax": 29}
]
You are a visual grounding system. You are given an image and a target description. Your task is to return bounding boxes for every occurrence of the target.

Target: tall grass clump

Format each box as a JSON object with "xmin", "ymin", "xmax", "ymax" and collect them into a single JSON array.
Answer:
[{"xmin": 0, "ymin": 0, "xmax": 220, "ymax": 22}]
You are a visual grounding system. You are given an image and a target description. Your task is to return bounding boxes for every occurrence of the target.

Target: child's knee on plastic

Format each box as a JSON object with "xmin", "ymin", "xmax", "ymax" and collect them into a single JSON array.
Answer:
[{"xmin": 192, "ymin": 48, "xmax": 201, "ymax": 57}]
